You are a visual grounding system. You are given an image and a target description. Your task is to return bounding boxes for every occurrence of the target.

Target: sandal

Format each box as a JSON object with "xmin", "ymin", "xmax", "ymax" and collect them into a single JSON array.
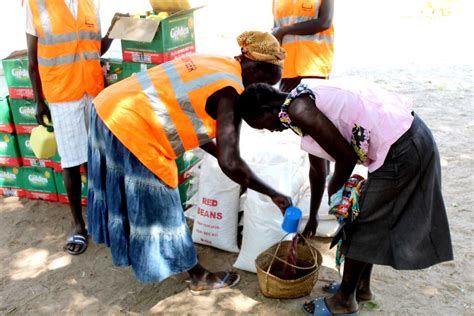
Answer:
[
  {"xmin": 189, "ymin": 271, "xmax": 240, "ymax": 295},
  {"xmin": 303, "ymin": 297, "xmax": 358, "ymax": 316},
  {"xmin": 323, "ymin": 282, "xmax": 374, "ymax": 302},
  {"xmin": 65, "ymin": 233, "xmax": 88, "ymax": 255}
]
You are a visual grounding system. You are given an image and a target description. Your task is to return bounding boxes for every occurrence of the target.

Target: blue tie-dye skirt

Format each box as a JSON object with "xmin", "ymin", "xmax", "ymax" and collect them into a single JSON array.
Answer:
[{"xmin": 87, "ymin": 106, "xmax": 197, "ymax": 283}]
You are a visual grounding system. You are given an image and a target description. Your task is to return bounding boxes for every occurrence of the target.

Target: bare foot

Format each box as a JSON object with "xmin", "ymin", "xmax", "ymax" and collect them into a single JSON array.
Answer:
[
  {"xmin": 303, "ymin": 295, "xmax": 358, "ymax": 315},
  {"xmin": 326, "ymin": 294, "xmax": 358, "ymax": 314}
]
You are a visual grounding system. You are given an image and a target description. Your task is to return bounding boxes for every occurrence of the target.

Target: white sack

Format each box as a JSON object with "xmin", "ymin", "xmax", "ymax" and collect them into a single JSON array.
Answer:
[
  {"xmin": 191, "ymin": 154, "xmax": 240, "ymax": 253},
  {"xmin": 234, "ymin": 125, "xmax": 307, "ymax": 272}
]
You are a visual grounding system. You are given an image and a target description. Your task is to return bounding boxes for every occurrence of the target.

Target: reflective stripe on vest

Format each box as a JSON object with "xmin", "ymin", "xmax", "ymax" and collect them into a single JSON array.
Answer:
[
  {"xmin": 283, "ymin": 33, "xmax": 334, "ymax": 45},
  {"xmin": 31, "ymin": 0, "xmax": 103, "ymax": 102},
  {"xmin": 38, "ymin": 53, "xmax": 80, "ymax": 67},
  {"xmin": 37, "ymin": 51, "xmax": 100, "ymax": 67},
  {"xmin": 136, "ymin": 63, "xmax": 243, "ymax": 157},
  {"xmin": 35, "ymin": 0, "xmax": 101, "ymax": 46},
  {"xmin": 38, "ymin": 31, "xmax": 101, "ymax": 45},
  {"xmin": 275, "ymin": 15, "xmax": 319, "ymax": 27}
]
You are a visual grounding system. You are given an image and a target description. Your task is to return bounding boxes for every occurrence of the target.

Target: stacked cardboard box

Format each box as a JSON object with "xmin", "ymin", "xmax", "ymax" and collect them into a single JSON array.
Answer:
[
  {"xmin": 0, "ymin": 95, "xmax": 14, "ymax": 133},
  {"xmin": 2, "ymin": 7, "xmax": 202, "ymax": 207},
  {"xmin": 22, "ymin": 167, "xmax": 58, "ymax": 202},
  {"xmin": 0, "ymin": 94, "xmax": 24, "ymax": 197},
  {"xmin": 2, "ymin": 51, "xmax": 34, "ymax": 99},
  {"xmin": 0, "ymin": 166, "xmax": 25, "ymax": 197},
  {"xmin": 176, "ymin": 150, "xmax": 202, "ymax": 209},
  {"xmin": 118, "ymin": 9, "xmax": 198, "ymax": 64},
  {"xmin": 54, "ymin": 171, "xmax": 87, "ymax": 205},
  {"xmin": 0, "ymin": 95, "xmax": 22, "ymax": 168},
  {"xmin": 101, "ymin": 57, "xmax": 158, "ymax": 87},
  {"xmin": 101, "ymin": 7, "xmax": 201, "ymax": 86},
  {"xmin": 1, "ymin": 52, "xmax": 60, "ymax": 201},
  {"xmin": 9, "ymin": 98, "xmax": 38, "ymax": 134}
]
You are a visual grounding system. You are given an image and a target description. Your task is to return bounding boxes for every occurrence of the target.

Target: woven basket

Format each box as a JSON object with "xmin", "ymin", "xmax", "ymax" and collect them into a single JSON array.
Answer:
[{"xmin": 255, "ymin": 234, "xmax": 323, "ymax": 299}]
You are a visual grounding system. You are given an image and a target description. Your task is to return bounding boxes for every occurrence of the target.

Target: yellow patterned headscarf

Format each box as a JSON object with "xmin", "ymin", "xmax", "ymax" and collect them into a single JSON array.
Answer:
[{"xmin": 237, "ymin": 31, "xmax": 286, "ymax": 66}]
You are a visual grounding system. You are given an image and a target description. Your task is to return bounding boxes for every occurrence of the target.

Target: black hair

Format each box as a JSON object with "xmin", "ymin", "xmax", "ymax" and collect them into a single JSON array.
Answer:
[
  {"xmin": 253, "ymin": 60, "xmax": 282, "ymax": 80},
  {"xmin": 238, "ymin": 55, "xmax": 282, "ymax": 83},
  {"xmin": 238, "ymin": 83, "xmax": 282, "ymax": 120}
]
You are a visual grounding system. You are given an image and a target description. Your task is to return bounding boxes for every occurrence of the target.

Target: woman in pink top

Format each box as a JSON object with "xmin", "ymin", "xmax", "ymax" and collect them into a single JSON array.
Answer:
[{"xmin": 239, "ymin": 82, "xmax": 453, "ymax": 315}]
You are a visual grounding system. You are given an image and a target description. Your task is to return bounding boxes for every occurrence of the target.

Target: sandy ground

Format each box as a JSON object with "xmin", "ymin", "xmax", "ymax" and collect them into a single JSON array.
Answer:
[
  {"xmin": 1, "ymin": 62, "xmax": 473, "ymax": 315},
  {"xmin": 1, "ymin": 1, "xmax": 474, "ymax": 315}
]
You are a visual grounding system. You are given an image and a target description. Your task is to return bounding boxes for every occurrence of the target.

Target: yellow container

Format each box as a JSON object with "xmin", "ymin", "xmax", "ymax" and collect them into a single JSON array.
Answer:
[{"xmin": 30, "ymin": 117, "xmax": 56, "ymax": 159}]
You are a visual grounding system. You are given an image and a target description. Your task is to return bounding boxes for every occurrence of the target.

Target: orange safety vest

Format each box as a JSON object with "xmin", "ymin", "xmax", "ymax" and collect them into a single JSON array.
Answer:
[
  {"xmin": 29, "ymin": 0, "xmax": 104, "ymax": 103},
  {"xmin": 273, "ymin": 0, "xmax": 334, "ymax": 78},
  {"xmin": 94, "ymin": 54, "xmax": 244, "ymax": 188}
]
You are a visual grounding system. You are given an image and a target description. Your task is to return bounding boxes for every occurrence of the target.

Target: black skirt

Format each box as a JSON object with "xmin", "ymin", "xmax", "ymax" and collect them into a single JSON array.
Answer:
[{"xmin": 342, "ymin": 114, "xmax": 453, "ymax": 270}]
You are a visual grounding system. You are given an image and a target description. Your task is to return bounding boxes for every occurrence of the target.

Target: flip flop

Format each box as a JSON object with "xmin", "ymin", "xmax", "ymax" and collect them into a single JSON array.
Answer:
[
  {"xmin": 323, "ymin": 282, "xmax": 374, "ymax": 303},
  {"xmin": 303, "ymin": 297, "xmax": 358, "ymax": 316},
  {"xmin": 323, "ymin": 281, "xmax": 340, "ymax": 294},
  {"xmin": 65, "ymin": 233, "xmax": 88, "ymax": 255},
  {"xmin": 189, "ymin": 271, "xmax": 240, "ymax": 295}
]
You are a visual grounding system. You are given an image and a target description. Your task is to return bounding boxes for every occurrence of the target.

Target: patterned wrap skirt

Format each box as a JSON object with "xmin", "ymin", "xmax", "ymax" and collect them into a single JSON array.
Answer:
[
  {"xmin": 342, "ymin": 114, "xmax": 454, "ymax": 269},
  {"xmin": 87, "ymin": 105, "xmax": 197, "ymax": 283}
]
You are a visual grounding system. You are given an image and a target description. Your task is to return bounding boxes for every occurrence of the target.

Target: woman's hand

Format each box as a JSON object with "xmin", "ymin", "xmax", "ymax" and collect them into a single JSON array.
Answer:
[
  {"xmin": 301, "ymin": 217, "xmax": 319, "ymax": 238},
  {"xmin": 271, "ymin": 193, "xmax": 292, "ymax": 215}
]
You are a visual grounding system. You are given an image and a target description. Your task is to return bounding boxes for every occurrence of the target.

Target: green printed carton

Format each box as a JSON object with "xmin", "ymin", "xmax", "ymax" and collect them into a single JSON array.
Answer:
[
  {"xmin": 21, "ymin": 167, "xmax": 58, "ymax": 201},
  {"xmin": 0, "ymin": 166, "xmax": 25, "ymax": 197},
  {"xmin": 0, "ymin": 95, "xmax": 15, "ymax": 133},
  {"xmin": 17, "ymin": 133, "xmax": 58, "ymax": 168},
  {"xmin": 8, "ymin": 98, "xmax": 38, "ymax": 134},
  {"xmin": 176, "ymin": 150, "xmax": 200, "ymax": 176},
  {"xmin": 178, "ymin": 175, "xmax": 197, "ymax": 210},
  {"xmin": 52, "ymin": 152, "xmax": 62, "ymax": 171},
  {"xmin": 101, "ymin": 58, "xmax": 125, "ymax": 86},
  {"xmin": 54, "ymin": 171, "xmax": 88, "ymax": 205},
  {"xmin": 51, "ymin": 152, "xmax": 85, "ymax": 173},
  {"xmin": 2, "ymin": 50, "xmax": 33, "ymax": 99},
  {"xmin": 117, "ymin": 8, "xmax": 201, "ymax": 64},
  {"xmin": 122, "ymin": 61, "xmax": 158, "ymax": 78},
  {"xmin": 0, "ymin": 133, "xmax": 22, "ymax": 167},
  {"xmin": 176, "ymin": 150, "xmax": 201, "ymax": 209}
]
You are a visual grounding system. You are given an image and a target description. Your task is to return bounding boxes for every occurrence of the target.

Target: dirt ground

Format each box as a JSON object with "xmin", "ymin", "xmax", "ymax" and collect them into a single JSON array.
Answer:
[
  {"xmin": 1, "ymin": 3, "xmax": 474, "ymax": 315},
  {"xmin": 1, "ymin": 64, "xmax": 473, "ymax": 315}
]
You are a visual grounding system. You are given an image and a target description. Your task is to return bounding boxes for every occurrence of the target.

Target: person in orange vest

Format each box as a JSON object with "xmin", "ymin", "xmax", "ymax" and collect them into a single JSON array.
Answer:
[
  {"xmin": 87, "ymin": 31, "xmax": 291, "ymax": 290},
  {"xmin": 25, "ymin": 0, "xmax": 124, "ymax": 255},
  {"xmin": 272, "ymin": 0, "xmax": 334, "ymax": 92}
]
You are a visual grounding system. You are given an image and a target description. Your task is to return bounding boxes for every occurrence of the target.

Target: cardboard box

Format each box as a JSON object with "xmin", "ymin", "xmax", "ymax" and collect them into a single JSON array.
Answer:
[
  {"xmin": 8, "ymin": 98, "xmax": 38, "ymax": 134},
  {"xmin": 101, "ymin": 58, "xmax": 125, "ymax": 86},
  {"xmin": 54, "ymin": 171, "xmax": 87, "ymax": 205},
  {"xmin": 1, "ymin": 50, "xmax": 34, "ymax": 99},
  {"xmin": 122, "ymin": 61, "xmax": 158, "ymax": 78},
  {"xmin": 0, "ymin": 133, "xmax": 22, "ymax": 167},
  {"xmin": 176, "ymin": 150, "xmax": 201, "ymax": 175},
  {"xmin": 51, "ymin": 153, "xmax": 86, "ymax": 173},
  {"xmin": 52, "ymin": 152, "xmax": 62, "ymax": 171},
  {"xmin": 17, "ymin": 133, "xmax": 58, "ymax": 168},
  {"xmin": 0, "ymin": 95, "xmax": 15, "ymax": 133},
  {"xmin": 110, "ymin": 8, "xmax": 201, "ymax": 64},
  {"xmin": 0, "ymin": 166, "xmax": 26, "ymax": 197},
  {"xmin": 178, "ymin": 175, "xmax": 197, "ymax": 210},
  {"xmin": 21, "ymin": 167, "xmax": 58, "ymax": 201}
]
